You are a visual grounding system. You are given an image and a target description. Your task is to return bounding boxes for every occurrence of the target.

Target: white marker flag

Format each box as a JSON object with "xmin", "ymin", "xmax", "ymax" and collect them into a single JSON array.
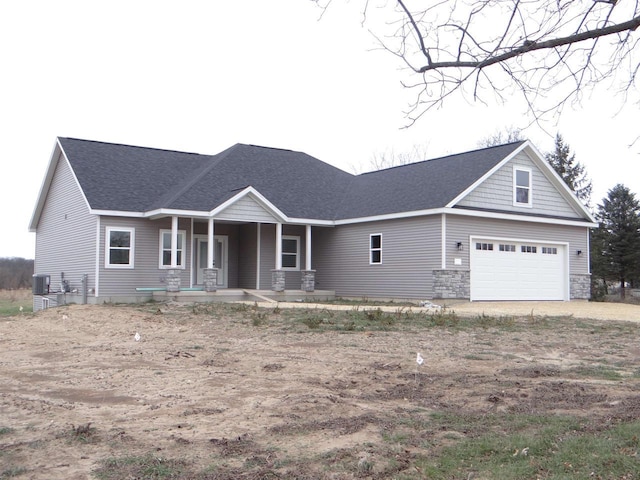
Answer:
[
  {"xmin": 416, "ymin": 352, "xmax": 424, "ymax": 365},
  {"xmin": 134, "ymin": 332, "xmax": 141, "ymax": 342}
]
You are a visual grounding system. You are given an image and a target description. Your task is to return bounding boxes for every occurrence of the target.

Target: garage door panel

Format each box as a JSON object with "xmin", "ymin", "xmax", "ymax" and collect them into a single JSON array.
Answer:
[{"xmin": 470, "ymin": 240, "xmax": 566, "ymax": 301}]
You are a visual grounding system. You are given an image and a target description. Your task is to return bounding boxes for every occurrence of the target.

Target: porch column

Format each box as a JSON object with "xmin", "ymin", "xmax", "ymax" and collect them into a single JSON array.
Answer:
[
  {"xmin": 166, "ymin": 215, "xmax": 181, "ymax": 292},
  {"xmin": 204, "ymin": 217, "xmax": 217, "ymax": 292},
  {"xmin": 301, "ymin": 224, "xmax": 315, "ymax": 292},
  {"xmin": 256, "ymin": 223, "xmax": 261, "ymax": 289},
  {"xmin": 272, "ymin": 222, "xmax": 285, "ymax": 291},
  {"xmin": 275, "ymin": 222, "xmax": 282, "ymax": 270},
  {"xmin": 207, "ymin": 217, "xmax": 215, "ymax": 268},
  {"xmin": 171, "ymin": 216, "xmax": 179, "ymax": 268}
]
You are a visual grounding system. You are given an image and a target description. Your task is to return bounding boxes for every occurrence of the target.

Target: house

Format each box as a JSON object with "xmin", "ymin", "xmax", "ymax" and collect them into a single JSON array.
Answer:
[{"xmin": 29, "ymin": 137, "xmax": 596, "ymax": 310}]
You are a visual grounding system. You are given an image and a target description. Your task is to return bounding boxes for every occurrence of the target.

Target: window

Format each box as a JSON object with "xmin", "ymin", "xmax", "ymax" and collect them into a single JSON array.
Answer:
[
  {"xmin": 106, "ymin": 227, "xmax": 135, "ymax": 268},
  {"xmin": 159, "ymin": 230, "xmax": 186, "ymax": 268},
  {"xmin": 499, "ymin": 244, "xmax": 516, "ymax": 252},
  {"xmin": 475, "ymin": 242, "xmax": 494, "ymax": 251},
  {"xmin": 370, "ymin": 234, "xmax": 382, "ymax": 264},
  {"xmin": 521, "ymin": 245, "xmax": 537, "ymax": 253},
  {"xmin": 282, "ymin": 236, "xmax": 300, "ymax": 270},
  {"xmin": 514, "ymin": 167, "xmax": 532, "ymax": 206},
  {"xmin": 542, "ymin": 247, "xmax": 558, "ymax": 255}
]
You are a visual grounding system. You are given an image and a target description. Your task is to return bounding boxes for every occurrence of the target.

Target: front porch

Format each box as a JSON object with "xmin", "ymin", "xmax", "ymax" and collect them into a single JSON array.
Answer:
[{"xmin": 150, "ymin": 288, "xmax": 335, "ymax": 303}]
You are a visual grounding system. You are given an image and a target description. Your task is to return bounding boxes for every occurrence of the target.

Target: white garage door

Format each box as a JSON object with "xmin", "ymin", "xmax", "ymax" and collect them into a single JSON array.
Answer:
[{"xmin": 470, "ymin": 239, "xmax": 567, "ymax": 301}]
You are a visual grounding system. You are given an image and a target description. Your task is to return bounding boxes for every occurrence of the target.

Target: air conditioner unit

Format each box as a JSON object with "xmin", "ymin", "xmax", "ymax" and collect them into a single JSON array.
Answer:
[{"xmin": 32, "ymin": 274, "xmax": 50, "ymax": 295}]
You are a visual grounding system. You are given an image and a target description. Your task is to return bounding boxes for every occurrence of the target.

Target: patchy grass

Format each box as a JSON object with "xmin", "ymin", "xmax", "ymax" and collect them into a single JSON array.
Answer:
[
  {"xmin": 93, "ymin": 454, "xmax": 189, "ymax": 479},
  {"xmin": 0, "ymin": 289, "xmax": 32, "ymax": 316},
  {"xmin": 411, "ymin": 415, "xmax": 640, "ymax": 480}
]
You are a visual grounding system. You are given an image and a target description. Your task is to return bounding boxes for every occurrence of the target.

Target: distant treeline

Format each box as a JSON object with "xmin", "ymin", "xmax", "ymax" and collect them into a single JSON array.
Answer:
[{"xmin": 0, "ymin": 257, "xmax": 34, "ymax": 290}]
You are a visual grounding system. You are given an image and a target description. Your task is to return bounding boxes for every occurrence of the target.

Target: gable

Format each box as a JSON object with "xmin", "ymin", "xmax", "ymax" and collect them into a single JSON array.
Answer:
[
  {"xmin": 214, "ymin": 193, "xmax": 280, "ymax": 223},
  {"xmin": 454, "ymin": 147, "xmax": 588, "ymax": 220}
]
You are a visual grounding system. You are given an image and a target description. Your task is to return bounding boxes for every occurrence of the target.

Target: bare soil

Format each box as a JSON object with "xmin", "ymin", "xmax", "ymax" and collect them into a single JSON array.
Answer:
[{"xmin": 1, "ymin": 300, "xmax": 640, "ymax": 479}]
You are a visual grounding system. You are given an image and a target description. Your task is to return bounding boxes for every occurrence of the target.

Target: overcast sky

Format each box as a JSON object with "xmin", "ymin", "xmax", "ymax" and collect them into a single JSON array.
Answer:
[{"xmin": 1, "ymin": 1, "xmax": 638, "ymax": 259}]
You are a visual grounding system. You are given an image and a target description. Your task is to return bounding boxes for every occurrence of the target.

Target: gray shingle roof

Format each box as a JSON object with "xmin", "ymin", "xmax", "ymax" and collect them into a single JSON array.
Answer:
[
  {"xmin": 335, "ymin": 142, "xmax": 525, "ymax": 219},
  {"xmin": 58, "ymin": 137, "xmax": 525, "ymax": 221}
]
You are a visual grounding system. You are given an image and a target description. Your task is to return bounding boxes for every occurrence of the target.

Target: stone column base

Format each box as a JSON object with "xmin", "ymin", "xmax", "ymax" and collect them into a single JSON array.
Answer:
[
  {"xmin": 203, "ymin": 268, "xmax": 218, "ymax": 292},
  {"xmin": 166, "ymin": 270, "xmax": 181, "ymax": 293},
  {"xmin": 271, "ymin": 269, "xmax": 285, "ymax": 292},
  {"xmin": 570, "ymin": 273, "xmax": 591, "ymax": 299},
  {"xmin": 433, "ymin": 269, "xmax": 470, "ymax": 299},
  {"xmin": 301, "ymin": 270, "xmax": 316, "ymax": 292}
]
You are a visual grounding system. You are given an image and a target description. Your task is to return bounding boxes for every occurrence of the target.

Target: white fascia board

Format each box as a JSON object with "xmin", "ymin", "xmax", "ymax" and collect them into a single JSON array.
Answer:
[
  {"xmin": 91, "ymin": 209, "xmax": 148, "ymax": 218},
  {"xmin": 208, "ymin": 186, "xmax": 289, "ymax": 222},
  {"xmin": 334, "ymin": 208, "xmax": 449, "ymax": 225},
  {"xmin": 143, "ymin": 208, "xmax": 209, "ymax": 219},
  {"xmin": 448, "ymin": 207, "xmax": 598, "ymax": 228},
  {"xmin": 28, "ymin": 141, "xmax": 61, "ymax": 232},
  {"xmin": 335, "ymin": 206, "xmax": 597, "ymax": 228},
  {"xmin": 286, "ymin": 218, "xmax": 335, "ymax": 227}
]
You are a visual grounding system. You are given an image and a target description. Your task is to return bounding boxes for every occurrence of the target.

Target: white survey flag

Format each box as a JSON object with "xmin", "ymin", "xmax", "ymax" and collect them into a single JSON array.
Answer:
[
  {"xmin": 134, "ymin": 332, "xmax": 141, "ymax": 342},
  {"xmin": 416, "ymin": 352, "xmax": 424, "ymax": 365}
]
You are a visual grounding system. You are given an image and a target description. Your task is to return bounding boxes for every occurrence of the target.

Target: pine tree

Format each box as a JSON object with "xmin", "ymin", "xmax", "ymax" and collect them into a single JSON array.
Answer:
[
  {"xmin": 595, "ymin": 184, "xmax": 640, "ymax": 298},
  {"xmin": 545, "ymin": 134, "xmax": 592, "ymax": 207}
]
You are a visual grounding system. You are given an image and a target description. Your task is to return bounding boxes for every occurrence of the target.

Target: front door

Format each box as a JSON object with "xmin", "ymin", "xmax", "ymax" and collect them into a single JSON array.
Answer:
[{"xmin": 195, "ymin": 235, "xmax": 228, "ymax": 287}]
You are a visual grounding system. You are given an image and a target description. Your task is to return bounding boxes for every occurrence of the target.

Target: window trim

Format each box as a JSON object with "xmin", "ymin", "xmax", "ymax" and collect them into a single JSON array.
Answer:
[
  {"xmin": 513, "ymin": 166, "xmax": 533, "ymax": 207},
  {"xmin": 105, "ymin": 227, "xmax": 135, "ymax": 269},
  {"xmin": 370, "ymin": 233, "xmax": 382, "ymax": 265},
  {"xmin": 159, "ymin": 229, "xmax": 187, "ymax": 269},
  {"xmin": 281, "ymin": 235, "xmax": 300, "ymax": 271}
]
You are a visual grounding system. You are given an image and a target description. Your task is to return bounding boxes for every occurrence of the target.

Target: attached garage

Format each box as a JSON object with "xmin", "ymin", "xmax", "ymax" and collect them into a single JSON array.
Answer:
[{"xmin": 470, "ymin": 237, "xmax": 568, "ymax": 301}]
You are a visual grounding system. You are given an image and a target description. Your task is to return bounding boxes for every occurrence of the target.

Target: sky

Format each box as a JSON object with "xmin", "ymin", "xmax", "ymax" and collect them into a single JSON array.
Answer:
[{"xmin": 1, "ymin": 1, "xmax": 638, "ymax": 259}]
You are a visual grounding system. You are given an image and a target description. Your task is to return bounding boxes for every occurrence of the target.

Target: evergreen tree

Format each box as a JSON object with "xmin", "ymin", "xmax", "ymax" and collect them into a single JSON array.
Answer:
[
  {"xmin": 545, "ymin": 134, "xmax": 592, "ymax": 207},
  {"xmin": 595, "ymin": 184, "xmax": 640, "ymax": 298}
]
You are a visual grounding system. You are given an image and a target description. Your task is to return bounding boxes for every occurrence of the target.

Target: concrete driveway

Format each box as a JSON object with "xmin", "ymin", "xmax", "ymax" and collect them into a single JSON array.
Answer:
[{"xmin": 442, "ymin": 300, "xmax": 640, "ymax": 322}]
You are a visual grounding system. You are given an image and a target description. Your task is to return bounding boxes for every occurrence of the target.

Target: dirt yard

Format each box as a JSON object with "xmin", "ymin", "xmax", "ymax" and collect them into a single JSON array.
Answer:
[{"xmin": 2, "ymin": 300, "xmax": 640, "ymax": 479}]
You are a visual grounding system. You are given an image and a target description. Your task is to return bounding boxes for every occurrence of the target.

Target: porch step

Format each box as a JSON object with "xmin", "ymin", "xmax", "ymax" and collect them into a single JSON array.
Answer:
[{"xmin": 242, "ymin": 290, "xmax": 278, "ymax": 303}]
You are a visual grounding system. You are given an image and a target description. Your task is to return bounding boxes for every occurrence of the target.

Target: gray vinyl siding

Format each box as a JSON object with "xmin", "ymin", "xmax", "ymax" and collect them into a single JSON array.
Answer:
[
  {"xmin": 259, "ymin": 224, "xmax": 276, "ymax": 289},
  {"xmin": 98, "ymin": 216, "xmax": 193, "ymax": 296},
  {"xmin": 215, "ymin": 195, "xmax": 279, "ymax": 223},
  {"xmin": 238, "ymin": 224, "xmax": 258, "ymax": 288},
  {"xmin": 457, "ymin": 151, "xmax": 583, "ymax": 219},
  {"xmin": 34, "ymin": 153, "xmax": 97, "ymax": 294},
  {"xmin": 313, "ymin": 217, "xmax": 441, "ymax": 299},
  {"xmin": 445, "ymin": 215, "xmax": 590, "ymax": 274}
]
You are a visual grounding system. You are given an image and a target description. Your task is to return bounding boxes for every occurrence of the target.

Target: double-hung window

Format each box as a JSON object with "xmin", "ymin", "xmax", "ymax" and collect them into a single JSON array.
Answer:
[
  {"xmin": 513, "ymin": 167, "xmax": 532, "ymax": 207},
  {"xmin": 159, "ymin": 230, "xmax": 186, "ymax": 268},
  {"xmin": 370, "ymin": 234, "xmax": 382, "ymax": 264},
  {"xmin": 106, "ymin": 227, "xmax": 135, "ymax": 268},
  {"xmin": 281, "ymin": 236, "xmax": 300, "ymax": 270}
]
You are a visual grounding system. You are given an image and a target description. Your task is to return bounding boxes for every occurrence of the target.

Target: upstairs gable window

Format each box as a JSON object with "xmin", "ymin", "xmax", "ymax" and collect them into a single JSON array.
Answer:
[{"xmin": 513, "ymin": 167, "xmax": 532, "ymax": 207}]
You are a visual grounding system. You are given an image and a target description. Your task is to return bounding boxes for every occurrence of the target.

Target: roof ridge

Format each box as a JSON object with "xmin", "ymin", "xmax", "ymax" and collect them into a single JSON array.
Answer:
[
  {"xmin": 58, "ymin": 137, "xmax": 209, "ymax": 158},
  {"xmin": 357, "ymin": 140, "xmax": 527, "ymax": 176},
  {"xmin": 148, "ymin": 144, "xmax": 242, "ymax": 210}
]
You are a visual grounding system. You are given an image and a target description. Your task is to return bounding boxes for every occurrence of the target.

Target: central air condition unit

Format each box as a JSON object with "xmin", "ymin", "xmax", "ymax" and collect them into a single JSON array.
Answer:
[{"xmin": 32, "ymin": 274, "xmax": 50, "ymax": 295}]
